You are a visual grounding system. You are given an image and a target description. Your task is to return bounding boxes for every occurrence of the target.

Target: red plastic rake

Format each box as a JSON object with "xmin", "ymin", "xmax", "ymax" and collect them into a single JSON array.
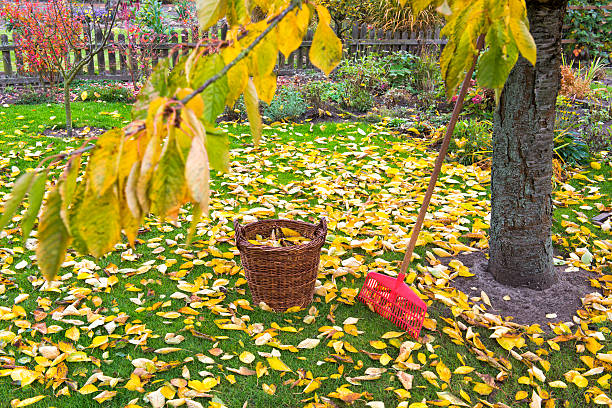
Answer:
[{"xmin": 358, "ymin": 36, "xmax": 485, "ymax": 339}]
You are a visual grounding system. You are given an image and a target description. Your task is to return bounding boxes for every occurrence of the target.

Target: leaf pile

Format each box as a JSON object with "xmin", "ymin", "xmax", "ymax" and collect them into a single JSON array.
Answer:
[
  {"xmin": 0, "ymin": 120, "xmax": 610, "ymax": 408},
  {"xmin": 247, "ymin": 227, "xmax": 311, "ymax": 247}
]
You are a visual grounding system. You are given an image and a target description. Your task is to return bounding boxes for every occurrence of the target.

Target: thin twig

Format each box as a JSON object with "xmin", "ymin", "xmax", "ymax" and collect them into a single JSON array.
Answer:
[
  {"xmin": 66, "ymin": 1, "xmax": 120, "ymax": 84},
  {"xmin": 36, "ymin": 144, "xmax": 96, "ymax": 171}
]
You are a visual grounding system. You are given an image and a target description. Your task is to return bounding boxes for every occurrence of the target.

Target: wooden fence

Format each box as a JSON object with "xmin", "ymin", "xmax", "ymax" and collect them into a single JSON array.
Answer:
[{"xmin": 0, "ymin": 23, "xmax": 447, "ymax": 85}]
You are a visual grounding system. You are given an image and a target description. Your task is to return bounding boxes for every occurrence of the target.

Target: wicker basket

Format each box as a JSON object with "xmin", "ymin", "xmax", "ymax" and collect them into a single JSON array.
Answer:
[{"xmin": 234, "ymin": 218, "xmax": 327, "ymax": 311}]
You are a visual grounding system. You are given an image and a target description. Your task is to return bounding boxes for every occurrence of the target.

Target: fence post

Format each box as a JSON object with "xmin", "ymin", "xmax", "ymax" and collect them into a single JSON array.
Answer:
[
  {"xmin": 304, "ymin": 29, "xmax": 313, "ymax": 68},
  {"xmin": 13, "ymin": 33, "xmax": 23, "ymax": 75},
  {"xmin": 170, "ymin": 31, "xmax": 179, "ymax": 67},
  {"xmin": 296, "ymin": 33, "xmax": 305, "ymax": 70},
  {"xmin": 73, "ymin": 33, "xmax": 83, "ymax": 77},
  {"xmin": 161, "ymin": 33, "xmax": 170, "ymax": 60},
  {"xmin": 108, "ymin": 32, "xmax": 117, "ymax": 75},
  {"xmin": 392, "ymin": 31, "xmax": 400, "ymax": 53},
  {"xmin": 359, "ymin": 24, "xmax": 368, "ymax": 57},
  {"xmin": 409, "ymin": 31, "xmax": 417, "ymax": 54},
  {"xmin": 286, "ymin": 47, "xmax": 295, "ymax": 73},
  {"xmin": 117, "ymin": 33, "xmax": 128, "ymax": 76},
  {"xmin": 1, "ymin": 34, "xmax": 12, "ymax": 76},
  {"xmin": 87, "ymin": 30, "xmax": 95, "ymax": 76},
  {"xmin": 192, "ymin": 26, "xmax": 199, "ymax": 43},
  {"xmin": 180, "ymin": 29, "xmax": 189, "ymax": 57},
  {"xmin": 350, "ymin": 23, "xmax": 359, "ymax": 56},
  {"xmin": 96, "ymin": 29, "xmax": 106, "ymax": 74}
]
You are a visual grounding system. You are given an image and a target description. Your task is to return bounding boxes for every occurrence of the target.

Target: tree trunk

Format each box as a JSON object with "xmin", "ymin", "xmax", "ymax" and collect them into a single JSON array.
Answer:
[
  {"xmin": 64, "ymin": 81, "xmax": 73, "ymax": 138},
  {"xmin": 488, "ymin": 0, "xmax": 567, "ymax": 289}
]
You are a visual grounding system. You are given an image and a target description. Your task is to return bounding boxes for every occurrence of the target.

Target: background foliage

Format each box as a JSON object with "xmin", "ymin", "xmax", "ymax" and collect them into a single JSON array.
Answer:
[{"xmin": 564, "ymin": 0, "xmax": 611, "ymax": 62}]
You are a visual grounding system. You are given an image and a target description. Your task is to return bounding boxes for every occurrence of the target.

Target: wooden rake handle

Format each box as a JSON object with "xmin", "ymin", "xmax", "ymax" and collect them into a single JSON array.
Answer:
[{"xmin": 398, "ymin": 35, "xmax": 485, "ymax": 279}]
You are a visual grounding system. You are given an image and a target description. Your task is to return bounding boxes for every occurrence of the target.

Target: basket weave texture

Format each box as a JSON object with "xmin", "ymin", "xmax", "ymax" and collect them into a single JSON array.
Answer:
[{"xmin": 234, "ymin": 218, "xmax": 327, "ymax": 311}]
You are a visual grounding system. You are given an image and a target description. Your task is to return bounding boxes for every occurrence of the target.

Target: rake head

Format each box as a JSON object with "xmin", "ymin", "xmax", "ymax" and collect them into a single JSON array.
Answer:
[{"xmin": 357, "ymin": 272, "xmax": 427, "ymax": 339}]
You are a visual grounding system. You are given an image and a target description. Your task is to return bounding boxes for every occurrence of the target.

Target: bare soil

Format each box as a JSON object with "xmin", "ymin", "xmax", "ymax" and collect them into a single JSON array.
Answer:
[
  {"xmin": 445, "ymin": 251, "xmax": 599, "ymax": 330},
  {"xmin": 42, "ymin": 126, "xmax": 108, "ymax": 139}
]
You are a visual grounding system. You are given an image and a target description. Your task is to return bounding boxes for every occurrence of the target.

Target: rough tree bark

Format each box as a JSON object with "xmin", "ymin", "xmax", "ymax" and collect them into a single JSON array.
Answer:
[{"xmin": 488, "ymin": 0, "xmax": 568, "ymax": 289}]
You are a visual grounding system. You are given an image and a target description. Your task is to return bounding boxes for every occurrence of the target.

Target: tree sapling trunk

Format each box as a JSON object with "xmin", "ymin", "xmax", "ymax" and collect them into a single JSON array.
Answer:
[{"xmin": 64, "ymin": 80, "xmax": 73, "ymax": 138}]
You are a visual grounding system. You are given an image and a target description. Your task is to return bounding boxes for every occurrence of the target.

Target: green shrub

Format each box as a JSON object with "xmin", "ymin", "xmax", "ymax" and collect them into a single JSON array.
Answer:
[
  {"xmin": 554, "ymin": 131, "xmax": 591, "ymax": 165},
  {"xmin": 554, "ymin": 104, "xmax": 598, "ymax": 164},
  {"xmin": 382, "ymin": 87, "xmax": 412, "ymax": 107},
  {"xmin": 340, "ymin": 80, "xmax": 374, "ymax": 113},
  {"xmin": 383, "ymin": 51, "xmax": 442, "ymax": 95},
  {"xmin": 302, "ymin": 79, "xmax": 373, "ymax": 113},
  {"xmin": 263, "ymin": 86, "xmax": 306, "ymax": 122},
  {"xmin": 13, "ymin": 87, "xmax": 54, "ymax": 105},
  {"xmin": 385, "ymin": 117, "xmax": 411, "ymax": 128},
  {"xmin": 564, "ymin": 0, "xmax": 611, "ymax": 62},
  {"xmin": 301, "ymin": 80, "xmax": 344, "ymax": 111},
  {"xmin": 173, "ymin": 0, "xmax": 197, "ymax": 27},
  {"xmin": 80, "ymin": 83, "xmax": 135, "ymax": 103},
  {"xmin": 376, "ymin": 106, "xmax": 413, "ymax": 120},
  {"xmin": 575, "ymin": 101, "xmax": 612, "ymax": 155},
  {"xmin": 461, "ymin": 85, "xmax": 495, "ymax": 120},
  {"xmin": 448, "ymin": 119, "xmax": 492, "ymax": 165},
  {"xmin": 136, "ymin": 0, "xmax": 168, "ymax": 34},
  {"xmin": 334, "ymin": 53, "xmax": 390, "ymax": 95},
  {"xmin": 582, "ymin": 115, "xmax": 612, "ymax": 155},
  {"xmin": 223, "ymin": 95, "xmax": 247, "ymax": 121}
]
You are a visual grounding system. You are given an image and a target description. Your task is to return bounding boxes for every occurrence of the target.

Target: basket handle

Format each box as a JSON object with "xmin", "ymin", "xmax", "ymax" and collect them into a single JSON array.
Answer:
[
  {"xmin": 314, "ymin": 217, "xmax": 327, "ymax": 238},
  {"xmin": 233, "ymin": 219, "xmax": 246, "ymax": 249}
]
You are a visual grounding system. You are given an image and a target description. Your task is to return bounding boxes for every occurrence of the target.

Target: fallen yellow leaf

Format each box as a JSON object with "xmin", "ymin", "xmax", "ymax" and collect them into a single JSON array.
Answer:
[{"xmin": 267, "ymin": 357, "xmax": 291, "ymax": 372}]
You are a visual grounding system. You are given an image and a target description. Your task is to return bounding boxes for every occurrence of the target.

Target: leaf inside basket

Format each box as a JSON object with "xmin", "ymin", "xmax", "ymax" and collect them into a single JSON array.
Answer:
[{"xmin": 248, "ymin": 227, "xmax": 311, "ymax": 247}]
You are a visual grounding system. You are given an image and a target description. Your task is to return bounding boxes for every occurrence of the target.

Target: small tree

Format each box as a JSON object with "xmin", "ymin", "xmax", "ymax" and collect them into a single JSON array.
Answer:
[{"xmin": 1, "ymin": 0, "xmax": 120, "ymax": 137}]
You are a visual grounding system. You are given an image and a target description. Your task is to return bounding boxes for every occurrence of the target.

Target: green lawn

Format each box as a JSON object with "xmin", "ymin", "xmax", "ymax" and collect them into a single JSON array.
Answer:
[
  {"xmin": 0, "ymin": 103, "xmax": 610, "ymax": 408},
  {"xmin": 0, "ymin": 102, "xmax": 132, "ymax": 135}
]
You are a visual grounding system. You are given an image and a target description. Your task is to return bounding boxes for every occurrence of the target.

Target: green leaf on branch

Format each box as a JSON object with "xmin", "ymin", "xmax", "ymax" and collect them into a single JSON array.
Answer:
[
  {"xmin": 60, "ymin": 156, "xmax": 81, "ymax": 225},
  {"xmin": 185, "ymin": 135, "xmax": 210, "ymax": 211},
  {"xmin": 21, "ymin": 171, "xmax": 47, "ymax": 240},
  {"xmin": 88, "ymin": 129, "xmax": 124, "ymax": 196},
  {"xmin": 149, "ymin": 132, "xmax": 187, "ymax": 219},
  {"xmin": 244, "ymin": 78, "xmax": 262, "ymax": 146},
  {"xmin": 222, "ymin": 46, "xmax": 248, "ymax": 107},
  {"xmin": 254, "ymin": 72, "xmax": 277, "ymax": 105},
  {"xmin": 439, "ymin": 0, "xmax": 484, "ymax": 96},
  {"xmin": 0, "ymin": 170, "xmax": 35, "ymax": 232},
  {"xmin": 168, "ymin": 56, "xmax": 189, "ymax": 93},
  {"xmin": 204, "ymin": 125, "xmax": 230, "ymax": 172},
  {"xmin": 186, "ymin": 203, "xmax": 202, "ymax": 246},
  {"xmin": 509, "ymin": 0, "xmax": 536, "ymax": 66},
  {"xmin": 408, "ymin": 0, "xmax": 436, "ymax": 14},
  {"xmin": 132, "ymin": 59, "xmax": 171, "ymax": 120},
  {"xmin": 191, "ymin": 53, "xmax": 229, "ymax": 126},
  {"xmin": 125, "ymin": 161, "xmax": 141, "ymax": 220},
  {"xmin": 277, "ymin": 6, "xmax": 311, "ymax": 58},
  {"xmin": 477, "ymin": 20, "xmax": 519, "ymax": 90},
  {"xmin": 75, "ymin": 186, "xmax": 122, "ymax": 258},
  {"xmin": 66, "ymin": 182, "xmax": 88, "ymax": 255},
  {"xmin": 246, "ymin": 23, "xmax": 279, "ymax": 78},
  {"xmin": 309, "ymin": 5, "xmax": 343, "ymax": 76},
  {"xmin": 196, "ymin": 0, "xmax": 227, "ymax": 31},
  {"xmin": 227, "ymin": 0, "xmax": 249, "ymax": 27},
  {"xmin": 36, "ymin": 187, "xmax": 71, "ymax": 281},
  {"xmin": 119, "ymin": 189, "xmax": 142, "ymax": 247}
]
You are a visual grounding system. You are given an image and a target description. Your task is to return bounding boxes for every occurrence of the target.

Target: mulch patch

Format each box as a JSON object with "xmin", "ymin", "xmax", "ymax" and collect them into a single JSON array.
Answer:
[
  {"xmin": 444, "ymin": 251, "xmax": 600, "ymax": 331},
  {"xmin": 42, "ymin": 126, "xmax": 108, "ymax": 138}
]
